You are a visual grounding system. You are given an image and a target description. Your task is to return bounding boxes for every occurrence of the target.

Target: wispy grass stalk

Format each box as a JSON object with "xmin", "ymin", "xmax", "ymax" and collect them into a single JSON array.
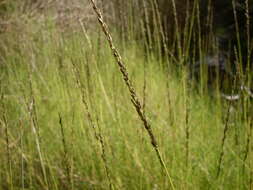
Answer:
[
  {"xmin": 71, "ymin": 57, "xmax": 114, "ymax": 190},
  {"xmin": 183, "ymin": 72, "xmax": 190, "ymax": 168},
  {"xmin": 148, "ymin": 0, "xmax": 162, "ymax": 65},
  {"xmin": 89, "ymin": 0, "xmax": 175, "ymax": 188},
  {"xmin": 141, "ymin": 0, "xmax": 153, "ymax": 53},
  {"xmin": 2, "ymin": 109, "xmax": 13, "ymax": 189},
  {"xmin": 196, "ymin": 1, "xmax": 204, "ymax": 95},
  {"xmin": 216, "ymin": 99, "xmax": 232, "ymax": 178},
  {"xmin": 26, "ymin": 72, "xmax": 49, "ymax": 189},
  {"xmin": 96, "ymin": 117, "xmax": 114, "ymax": 190},
  {"xmin": 79, "ymin": 19, "xmax": 116, "ymax": 122},
  {"xmin": 170, "ymin": 0, "xmax": 182, "ymax": 61},
  {"xmin": 244, "ymin": 117, "xmax": 253, "ymax": 165},
  {"xmin": 244, "ymin": 4, "xmax": 252, "ymax": 181},
  {"xmin": 232, "ymin": 0, "xmax": 243, "ymax": 73},
  {"xmin": 183, "ymin": 0, "xmax": 197, "ymax": 62},
  {"xmin": 19, "ymin": 120, "xmax": 25, "ymax": 190},
  {"xmin": 58, "ymin": 113, "xmax": 73, "ymax": 189},
  {"xmin": 216, "ymin": 74, "xmax": 238, "ymax": 178},
  {"xmin": 245, "ymin": 0, "xmax": 251, "ymax": 81}
]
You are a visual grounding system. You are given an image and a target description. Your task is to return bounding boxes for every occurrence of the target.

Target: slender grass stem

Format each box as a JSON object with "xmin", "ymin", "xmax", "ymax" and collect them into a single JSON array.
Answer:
[{"xmin": 89, "ymin": 0, "xmax": 175, "ymax": 189}]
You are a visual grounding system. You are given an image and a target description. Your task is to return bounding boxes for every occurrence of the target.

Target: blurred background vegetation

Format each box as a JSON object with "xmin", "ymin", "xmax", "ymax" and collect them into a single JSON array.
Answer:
[{"xmin": 1, "ymin": 0, "xmax": 252, "ymax": 57}]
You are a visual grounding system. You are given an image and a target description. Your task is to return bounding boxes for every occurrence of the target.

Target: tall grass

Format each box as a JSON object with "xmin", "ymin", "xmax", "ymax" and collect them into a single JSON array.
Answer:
[{"xmin": 0, "ymin": 0, "xmax": 252, "ymax": 189}]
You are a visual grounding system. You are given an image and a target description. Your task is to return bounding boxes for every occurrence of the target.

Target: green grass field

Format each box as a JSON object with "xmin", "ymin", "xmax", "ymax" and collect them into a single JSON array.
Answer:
[{"xmin": 0, "ymin": 4, "xmax": 253, "ymax": 189}]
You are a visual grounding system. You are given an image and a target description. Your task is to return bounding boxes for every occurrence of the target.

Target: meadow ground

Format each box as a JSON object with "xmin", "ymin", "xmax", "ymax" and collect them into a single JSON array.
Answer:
[{"xmin": 0, "ymin": 7, "xmax": 253, "ymax": 190}]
